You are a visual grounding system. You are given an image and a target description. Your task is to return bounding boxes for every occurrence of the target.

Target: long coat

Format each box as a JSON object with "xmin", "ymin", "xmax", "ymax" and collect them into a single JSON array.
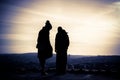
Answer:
[
  {"xmin": 55, "ymin": 29, "xmax": 69, "ymax": 52},
  {"xmin": 36, "ymin": 27, "xmax": 53, "ymax": 59},
  {"xmin": 55, "ymin": 29, "xmax": 69, "ymax": 73}
]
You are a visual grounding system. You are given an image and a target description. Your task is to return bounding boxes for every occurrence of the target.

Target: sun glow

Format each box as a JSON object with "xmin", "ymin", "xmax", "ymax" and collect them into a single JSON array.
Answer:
[{"xmin": 9, "ymin": 0, "xmax": 119, "ymax": 55}]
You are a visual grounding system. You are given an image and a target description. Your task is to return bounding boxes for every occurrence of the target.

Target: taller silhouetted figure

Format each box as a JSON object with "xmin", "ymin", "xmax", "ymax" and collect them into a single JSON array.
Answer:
[
  {"xmin": 36, "ymin": 20, "xmax": 53, "ymax": 75},
  {"xmin": 55, "ymin": 27, "xmax": 70, "ymax": 75}
]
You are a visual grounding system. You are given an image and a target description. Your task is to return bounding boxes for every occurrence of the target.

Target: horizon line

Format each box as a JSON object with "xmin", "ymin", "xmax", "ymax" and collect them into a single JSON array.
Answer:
[{"xmin": 0, "ymin": 52, "xmax": 120, "ymax": 56}]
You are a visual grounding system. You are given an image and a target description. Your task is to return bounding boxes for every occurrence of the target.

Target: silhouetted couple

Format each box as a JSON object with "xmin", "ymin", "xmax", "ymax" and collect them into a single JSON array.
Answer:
[{"xmin": 36, "ymin": 20, "xmax": 69, "ymax": 76}]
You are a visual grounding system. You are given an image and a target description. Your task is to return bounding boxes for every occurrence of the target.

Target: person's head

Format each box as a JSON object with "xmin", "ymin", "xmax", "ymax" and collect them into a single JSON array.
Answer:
[
  {"xmin": 58, "ymin": 26, "xmax": 68, "ymax": 34},
  {"xmin": 58, "ymin": 26, "xmax": 62, "ymax": 32},
  {"xmin": 45, "ymin": 20, "xmax": 52, "ymax": 30},
  {"xmin": 45, "ymin": 20, "xmax": 50, "ymax": 25}
]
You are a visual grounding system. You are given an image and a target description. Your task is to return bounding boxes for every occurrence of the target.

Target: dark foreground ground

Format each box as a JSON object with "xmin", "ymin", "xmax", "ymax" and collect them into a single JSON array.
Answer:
[
  {"xmin": 1, "ymin": 72, "xmax": 120, "ymax": 80},
  {"xmin": 0, "ymin": 53, "xmax": 120, "ymax": 80}
]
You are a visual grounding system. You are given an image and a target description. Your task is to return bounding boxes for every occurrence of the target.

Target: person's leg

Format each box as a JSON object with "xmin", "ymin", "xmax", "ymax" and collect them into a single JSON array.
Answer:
[
  {"xmin": 56, "ymin": 52, "xmax": 59, "ymax": 74},
  {"xmin": 56, "ymin": 52, "xmax": 61, "ymax": 74},
  {"xmin": 61, "ymin": 51, "xmax": 67, "ymax": 74},
  {"xmin": 56, "ymin": 51, "xmax": 67, "ymax": 75},
  {"xmin": 38, "ymin": 49, "xmax": 47, "ymax": 75},
  {"xmin": 39, "ymin": 58, "xmax": 45, "ymax": 72},
  {"xmin": 39, "ymin": 58, "xmax": 48, "ymax": 75}
]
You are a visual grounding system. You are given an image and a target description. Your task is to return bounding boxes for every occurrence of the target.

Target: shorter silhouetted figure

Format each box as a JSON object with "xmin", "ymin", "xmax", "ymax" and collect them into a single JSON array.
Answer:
[
  {"xmin": 55, "ymin": 27, "xmax": 70, "ymax": 75},
  {"xmin": 36, "ymin": 20, "xmax": 53, "ymax": 75}
]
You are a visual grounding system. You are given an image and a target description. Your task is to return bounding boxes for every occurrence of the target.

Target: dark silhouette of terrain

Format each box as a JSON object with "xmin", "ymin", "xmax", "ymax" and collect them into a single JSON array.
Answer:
[{"xmin": 0, "ymin": 53, "xmax": 120, "ymax": 80}]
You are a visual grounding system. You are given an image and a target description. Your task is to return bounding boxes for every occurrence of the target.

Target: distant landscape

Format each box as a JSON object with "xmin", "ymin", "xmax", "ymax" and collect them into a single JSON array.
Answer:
[
  {"xmin": 0, "ymin": 53, "xmax": 120, "ymax": 73},
  {"xmin": 0, "ymin": 53, "xmax": 120, "ymax": 80}
]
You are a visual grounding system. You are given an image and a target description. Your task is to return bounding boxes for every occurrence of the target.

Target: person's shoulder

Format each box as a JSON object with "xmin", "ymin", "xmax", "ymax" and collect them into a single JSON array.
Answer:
[{"xmin": 62, "ymin": 30, "xmax": 68, "ymax": 35}]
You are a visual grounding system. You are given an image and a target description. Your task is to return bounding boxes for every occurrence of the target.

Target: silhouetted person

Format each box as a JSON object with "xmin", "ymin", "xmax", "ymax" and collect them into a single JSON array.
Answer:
[
  {"xmin": 55, "ymin": 27, "xmax": 70, "ymax": 75},
  {"xmin": 36, "ymin": 20, "xmax": 53, "ymax": 75}
]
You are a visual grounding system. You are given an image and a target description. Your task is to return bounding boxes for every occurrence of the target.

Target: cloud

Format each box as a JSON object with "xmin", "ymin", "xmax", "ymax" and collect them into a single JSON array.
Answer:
[{"xmin": 0, "ymin": 0, "xmax": 120, "ymax": 55}]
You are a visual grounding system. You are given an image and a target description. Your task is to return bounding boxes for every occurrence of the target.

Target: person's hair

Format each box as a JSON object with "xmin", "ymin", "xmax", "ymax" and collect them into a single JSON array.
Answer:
[
  {"xmin": 45, "ymin": 20, "xmax": 52, "ymax": 30},
  {"xmin": 58, "ymin": 26, "xmax": 62, "ymax": 31}
]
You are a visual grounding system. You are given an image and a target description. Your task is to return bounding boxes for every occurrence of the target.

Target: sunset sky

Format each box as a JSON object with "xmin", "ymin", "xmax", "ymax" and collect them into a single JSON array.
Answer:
[{"xmin": 0, "ymin": 0, "xmax": 120, "ymax": 55}]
